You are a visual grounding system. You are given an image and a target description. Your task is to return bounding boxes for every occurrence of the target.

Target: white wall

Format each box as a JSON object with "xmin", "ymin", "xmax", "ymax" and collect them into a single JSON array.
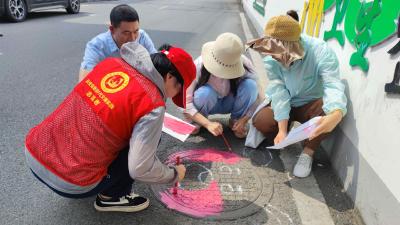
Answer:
[{"xmin": 242, "ymin": 0, "xmax": 400, "ymax": 224}]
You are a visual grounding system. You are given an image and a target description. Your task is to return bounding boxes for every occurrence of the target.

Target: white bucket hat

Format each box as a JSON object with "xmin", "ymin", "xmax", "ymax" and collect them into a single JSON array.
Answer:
[{"xmin": 201, "ymin": 33, "xmax": 245, "ymax": 79}]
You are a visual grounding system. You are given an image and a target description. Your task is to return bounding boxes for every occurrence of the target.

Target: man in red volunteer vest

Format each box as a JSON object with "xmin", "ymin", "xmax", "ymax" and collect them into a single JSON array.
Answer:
[{"xmin": 25, "ymin": 42, "xmax": 195, "ymax": 212}]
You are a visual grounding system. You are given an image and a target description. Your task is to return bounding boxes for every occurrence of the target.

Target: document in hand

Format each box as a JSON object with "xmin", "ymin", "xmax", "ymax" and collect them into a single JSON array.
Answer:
[
  {"xmin": 266, "ymin": 116, "xmax": 322, "ymax": 149},
  {"xmin": 162, "ymin": 112, "xmax": 197, "ymax": 142}
]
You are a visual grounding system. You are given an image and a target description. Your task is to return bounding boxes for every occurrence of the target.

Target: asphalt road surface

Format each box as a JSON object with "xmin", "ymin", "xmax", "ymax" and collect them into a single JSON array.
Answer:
[{"xmin": 0, "ymin": 1, "xmax": 364, "ymax": 224}]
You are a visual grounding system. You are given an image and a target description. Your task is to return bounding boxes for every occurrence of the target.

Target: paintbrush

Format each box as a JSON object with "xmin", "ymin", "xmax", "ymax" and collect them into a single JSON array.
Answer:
[
  {"xmin": 172, "ymin": 156, "xmax": 181, "ymax": 195},
  {"xmin": 221, "ymin": 133, "xmax": 233, "ymax": 151}
]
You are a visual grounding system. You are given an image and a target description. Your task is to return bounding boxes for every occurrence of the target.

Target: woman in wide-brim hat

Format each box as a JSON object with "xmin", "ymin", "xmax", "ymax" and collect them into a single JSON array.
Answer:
[
  {"xmin": 246, "ymin": 12, "xmax": 347, "ymax": 178},
  {"xmin": 183, "ymin": 32, "xmax": 260, "ymax": 138}
]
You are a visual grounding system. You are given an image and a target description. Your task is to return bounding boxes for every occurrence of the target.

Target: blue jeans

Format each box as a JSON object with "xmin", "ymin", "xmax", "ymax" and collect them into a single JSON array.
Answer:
[
  {"xmin": 31, "ymin": 147, "xmax": 134, "ymax": 199},
  {"xmin": 193, "ymin": 78, "xmax": 258, "ymax": 119}
]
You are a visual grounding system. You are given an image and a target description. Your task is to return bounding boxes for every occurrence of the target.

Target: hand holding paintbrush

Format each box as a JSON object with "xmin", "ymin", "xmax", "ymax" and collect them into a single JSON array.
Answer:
[{"xmin": 173, "ymin": 156, "xmax": 186, "ymax": 195}]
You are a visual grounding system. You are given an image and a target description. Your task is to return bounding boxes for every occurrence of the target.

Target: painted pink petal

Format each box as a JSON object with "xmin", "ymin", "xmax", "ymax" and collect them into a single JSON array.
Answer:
[
  {"xmin": 166, "ymin": 149, "xmax": 241, "ymax": 165},
  {"xmin": 160, "ymin": 180, "xmax": 223, "ymax": 218}
]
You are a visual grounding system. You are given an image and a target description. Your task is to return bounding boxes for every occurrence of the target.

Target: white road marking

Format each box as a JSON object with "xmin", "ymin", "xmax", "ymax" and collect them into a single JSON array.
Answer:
[{"xmin": 159, "ymin": 6, "xmax": 168, "ymax": 10}]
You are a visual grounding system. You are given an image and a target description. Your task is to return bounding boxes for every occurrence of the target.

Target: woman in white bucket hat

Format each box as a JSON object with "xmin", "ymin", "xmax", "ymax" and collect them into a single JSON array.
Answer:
[{"xmin": 183, "ymin": 33, "xmax": 260, "ymax": 138}]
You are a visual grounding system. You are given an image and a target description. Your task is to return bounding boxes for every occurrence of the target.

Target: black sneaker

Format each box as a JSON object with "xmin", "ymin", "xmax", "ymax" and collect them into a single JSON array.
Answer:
[{"xmin": 94, "ymin": 193, "xmax": 149, "ymax": 212}]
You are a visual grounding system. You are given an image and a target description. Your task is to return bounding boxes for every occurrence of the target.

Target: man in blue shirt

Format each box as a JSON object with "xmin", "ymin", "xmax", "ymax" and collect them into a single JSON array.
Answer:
[{"xmin": 79, "ymin": 4, "xmax": 157, "ymax": 81}]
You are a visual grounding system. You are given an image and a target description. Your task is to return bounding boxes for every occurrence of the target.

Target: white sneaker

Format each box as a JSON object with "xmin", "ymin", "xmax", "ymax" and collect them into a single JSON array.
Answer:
[{"xmin": 293, "ymin": 153, "xmax": 313, "ymax": 178}]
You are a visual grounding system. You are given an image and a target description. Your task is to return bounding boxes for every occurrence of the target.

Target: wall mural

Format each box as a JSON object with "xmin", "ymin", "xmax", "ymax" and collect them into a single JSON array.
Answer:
[
  {"xmin": 323, "ymin": 0, "xmax": 349, "ymax": 46},
  {"xmin": 322, "ymin": 0, "xmax": 399, "ymax": 72},
  {"xmin": 385, "ymin": 16, "xmax": 400, "ymax": 94},
  {"xmin": 349, "ymin": 0, "xmax": 382, "ymax": 71},
  {"xmin": 300, "ymin": 0, "xmax": 325, "ymax": 37},
  {"xmin": 253, "ymin": 0, "xmax": 268, "ymax": 16}
]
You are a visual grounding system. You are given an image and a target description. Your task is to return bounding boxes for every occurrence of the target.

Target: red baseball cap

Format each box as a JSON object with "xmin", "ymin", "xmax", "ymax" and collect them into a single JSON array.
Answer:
[{"xmin": 162, "ymin": 47, "xmax": 196, "ymax": 108}]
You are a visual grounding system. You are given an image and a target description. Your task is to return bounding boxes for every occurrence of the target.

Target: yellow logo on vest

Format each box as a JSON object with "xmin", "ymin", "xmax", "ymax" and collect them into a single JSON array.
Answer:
[{"xmin": 101, "ymin": 72, "xmax": 130, "ymax": 93}]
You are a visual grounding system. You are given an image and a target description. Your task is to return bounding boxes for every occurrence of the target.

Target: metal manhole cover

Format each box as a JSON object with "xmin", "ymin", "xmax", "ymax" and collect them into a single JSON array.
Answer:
[{"xmin": 150, "ymin": 148, "xmax": 273, "ymax": 220}]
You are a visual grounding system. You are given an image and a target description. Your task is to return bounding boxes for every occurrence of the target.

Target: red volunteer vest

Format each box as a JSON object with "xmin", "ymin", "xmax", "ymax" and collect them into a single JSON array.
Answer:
[{"xmin": 25, "ymin": 58, "xmax": 165, "ymax": 186}]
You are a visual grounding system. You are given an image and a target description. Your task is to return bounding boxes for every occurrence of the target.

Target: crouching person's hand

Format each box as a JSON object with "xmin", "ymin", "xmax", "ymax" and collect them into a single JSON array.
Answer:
[
  {"xmin": 309, "ymin": 110, "xmax": 343, "ymax": 140},
  {"xmin": 175, "ymin": 165, "xmax": 186, "ymax": 182},
  {"xmin": 205, "ymin": 121, "xmax": 223, "ymax": 136}
]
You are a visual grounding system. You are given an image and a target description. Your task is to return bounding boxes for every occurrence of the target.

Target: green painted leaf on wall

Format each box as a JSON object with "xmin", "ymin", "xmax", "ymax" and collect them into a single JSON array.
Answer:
[
  {"xmin": 324, "ymin": 0, "xmax": 336, "ymax": 11},
  {"xmin": 345, "ymin": 0, "xmax": 400, "ymax": 46}
]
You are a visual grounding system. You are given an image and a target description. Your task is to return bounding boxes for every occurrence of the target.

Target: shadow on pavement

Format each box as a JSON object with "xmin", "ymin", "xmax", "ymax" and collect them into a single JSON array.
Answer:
[{"xmin": 274, "ymin": 80, "xmax": 364, "ymax": 224}]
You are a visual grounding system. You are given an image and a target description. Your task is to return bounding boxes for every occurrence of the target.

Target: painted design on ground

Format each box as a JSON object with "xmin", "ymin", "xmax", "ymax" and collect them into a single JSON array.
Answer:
[
  {"xmin": 151, "ymin": 148, "xmax": 274, "ymax": 220},
  {"xmin": 264, "ymin": 203, "xmax": 295, "ymax": 225},
  {"xmin": 164, "ymin": 149, "xmax": 241, "ymax": 165},
  {"xmin": 160, "ymin": 180, "xmax": 223, "ymax": 217}
]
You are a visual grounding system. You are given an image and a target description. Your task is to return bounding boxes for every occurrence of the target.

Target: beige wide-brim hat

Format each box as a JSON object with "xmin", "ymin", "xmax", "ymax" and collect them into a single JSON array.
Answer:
[{"xmin": 201, "ymin": 33, "xmax": 245, "ymax": 79}]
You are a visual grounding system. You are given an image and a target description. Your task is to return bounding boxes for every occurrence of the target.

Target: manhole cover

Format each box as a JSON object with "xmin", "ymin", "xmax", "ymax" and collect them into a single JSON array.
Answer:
[{"xmin": 150, "ymin": 148, "xmax": 273, "ymax": 220}]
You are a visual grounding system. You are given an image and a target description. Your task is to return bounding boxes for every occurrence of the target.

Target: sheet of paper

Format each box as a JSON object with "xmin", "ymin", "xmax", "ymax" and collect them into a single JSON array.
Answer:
[
  {"xmin": 266, "ymin": 116, "xmax": 321, "ymax": 149},
  {"xmin": 162, "ymin": 113, "xmax": 197, "ymax": 142}
]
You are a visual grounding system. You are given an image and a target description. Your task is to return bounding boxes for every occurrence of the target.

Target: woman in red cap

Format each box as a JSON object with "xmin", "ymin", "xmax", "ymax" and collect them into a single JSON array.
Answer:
[{"xmin": 25, "ymin": 42, "xmax": 196, "ymax": 212}]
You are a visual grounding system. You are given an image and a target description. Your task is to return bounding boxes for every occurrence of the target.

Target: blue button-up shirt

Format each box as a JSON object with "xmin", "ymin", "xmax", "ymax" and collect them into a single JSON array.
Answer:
[
  {"xmin": 264, "ymin": 35, "xmax": 347, "ymax": 121},
  {"xmin": 80, "ymin": 29, "xmax": 157, "ymax": 70}
]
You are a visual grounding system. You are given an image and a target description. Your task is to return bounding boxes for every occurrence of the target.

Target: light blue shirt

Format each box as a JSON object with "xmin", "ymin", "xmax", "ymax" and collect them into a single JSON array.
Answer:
[
  {"xmin": 80, "ymin": 29, "xmax": 157, "ymax": 70},
  {"xmin": 264, "ymin": 35, "xmax": 347, "ymax": 121}
]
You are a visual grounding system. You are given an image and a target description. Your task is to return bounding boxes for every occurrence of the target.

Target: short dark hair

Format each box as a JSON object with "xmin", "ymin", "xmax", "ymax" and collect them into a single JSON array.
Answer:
[
  {"xmin": 286, "ymin": 10, "xmax": 299, "ymax": 21},
  {"xmin": 150, "ymin": 44, "xmax": 184, "ymax": 85},
  {"xmin": 110, "ymin": 4, "xmax": 139, "ymax": 28}
]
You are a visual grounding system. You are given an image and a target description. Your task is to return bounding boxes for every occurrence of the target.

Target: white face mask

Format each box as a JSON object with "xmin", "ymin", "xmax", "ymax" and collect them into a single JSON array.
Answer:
[{"xmin": 247, "ymin": 36, "xmax": 305, "ymax": 68}]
